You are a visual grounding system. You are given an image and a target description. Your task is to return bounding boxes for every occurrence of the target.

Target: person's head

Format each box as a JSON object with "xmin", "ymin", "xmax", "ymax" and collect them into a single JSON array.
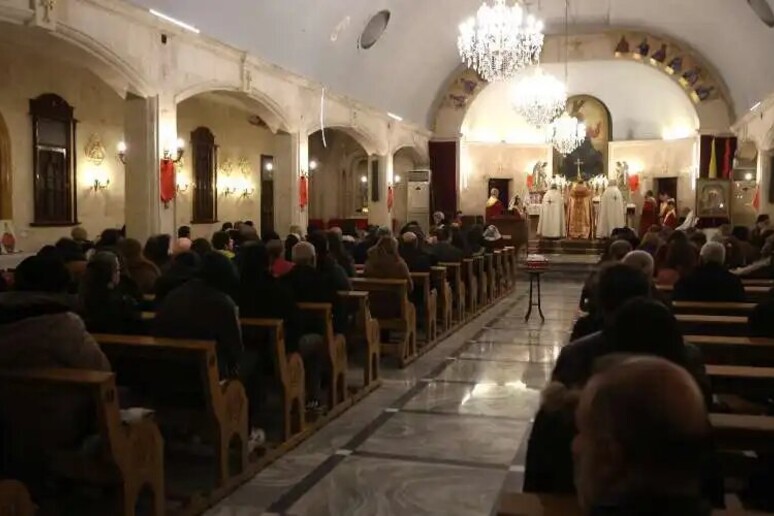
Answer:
[
  {"xmin": 645, "ymin": 190, "xmax": 654, "ymax": 198},
  {"xmin": 238, "ymin": 241, "xmax": 271, "ymax": 282},
  {"xmin": 266, "ymin": 239, "xmax": 284, "ymax": 262},
  {"xmin": 699, "ymin": 241, "xmax": 725, "ymax": 266},
  {"xmin": 658, "ymin": 192, "xmax": 668, "ymax": 201},
  {"xmin": 665, "ymin": 238, "xmax": 697, "ymax": 273},
  {"xmin": 718, "ymin": 224, "xmax": 733, "ymax": 238},
  {"xmin": 688, "ymin": 231, "xmax": 707, "ymax": 249},
  {"xmin": 326, "ymin": 230, "xmax": 347, "ymax": 258},
  {"xmin": 239, "ymin": 224, "xmax": 259, "ymax": 243},
  {"xmin": 732, "ymin": 225, "xmax": 750, "ymax": 242},
  {"xmin": 184, "ymin": 238, "xmax": 208, "ymax": 257},
  {"xmin": 450, "ymin": 226, "xmax": 466, "ymax": 250},
  {"xmin": 489, "ymin": 187, "xmax": 499, "ymax": 198},
  {"xmin": 573, "ymin": 357, "xmax": 710, "ymax": 509},
  {"xmin": 97, "ymin": 228, "xmax": 123, "ymax": 249},
  {"xmin": 261, "ymin": 230, "xmax": 280, "ymax": 244},
  {"xmin": 328, "ymin": 227, "xmax": 343, "ymax": 238},
  {"xmin": 374, "ymin": 236, "xmax": 399, "ymax": 258},
  {"xmin": 483, "ymin": 225, "xmax": 502, "ymax": 242},
  {"xmin": 13, "ymin": 255, "xmax": 70, "ymax": 293},
  {"xmin": 211, "ymin": 231, "xmax": 231, "ymax": 251},
  {"xmin": 177, "ymin": 225, "xmax": 191, "ymax": 239},
  {"xmin": 144, "ymin": 234, "xmax": 171, "ymax": 265},
  {"xmin": 221, "ymin": 222, "xmax": 233, "ymax": 232},
  {"xmin": 467, "ymin": 224, "xmax": 484, "ymax": 249},
  {"xmin": 83, "ymin": 251, "xmax": 121, "ymax": 293},
  {"xmin": 244, "ymin": 220, "xmax": 254, "ymax": 228},
  {"xmin": 756, "ymin": 214, "xmax": 770, "ymax": 228},
  {"xmin": 638, "ymin": 232, "xmax": 661, "ymax": 253},
  {"xmin": 596, "ymin": 263, "xmax": 651, "ymax": 321},
  {"xmin": 622, "ymin": 250, "xmax": 655, "ymax": 278},
  {"xmin": 608, "ymin": 298, "xmax": 687, "ymax": 364},
  {"xmin": 292, "ymin": 241, "xmax": 316, "ymax": 268},
  {"xmin": 117, "ymin": 238, "xmax": 144, "ymax": 264},
  {"xmin": 455, "ymin": 210, "xmax": 463, "ymax": 218},
  {"xmin": 401, "ymin": 231, "xmax": 418, "ymax": 249},
  {"xmin": 607, "ymin": 239, "xmax": 633, "ymax": 261},
  {"xmin": 433, "ymin": 211, "xmax": 445, "ymax": 225},
  {"xmin": 306, "ymin": 231, "xmax": 329, "ymax": 263},
  {"xmin": 173, "ymin": 237, "xmax": 192, "ymax": 254},
  {"xmin": 666, "ymin": 199, "xmax": 676, "ymax": 211},
  {"xmin": 71, "ymin": 226, "xmax": 88, "ymax": 242},
  {"xmin": 55, "ymin": 238, "xmax": 85, "ymax": 263},
  {"xmin": 288, "ymin": 225, "xmax": 303, "ymax": 237},
  {"xmin": 169, "ymin": 250, "xmax": 201, "ymax": 274},
  {"xmin": 284, "ymin": 234, "xmax": 300, "ymax": 261},
  {"xmin": 376, "ymin": 226, "xmax": 392, "ymax": 239},
  {"xmin": 199, "ymin": 251, "xmax": 238, "ymax": 297}
]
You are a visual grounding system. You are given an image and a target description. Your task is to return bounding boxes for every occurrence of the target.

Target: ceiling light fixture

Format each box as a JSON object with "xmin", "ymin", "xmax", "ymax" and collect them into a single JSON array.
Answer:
[
  {"xmin": 751, "ymin": 101, "xmax": 762, "ymax": 111},
  {"xmin": 149, "ymin": 9, "xmax": 200, "ymax": 34},
  {"xmin": 387, "ymin": 112, "xmax": 403, "ymax": 122},
  {"xmin": 547, "ymin": 0, "xmax": 585, "ymax": 155},
  {"xmin": 511, "ymin": 67, "xmax": 567, "ymax": 127},
  {"xmin": 458, "ymin": 0, "xmax": 545, "ymax": 82}
]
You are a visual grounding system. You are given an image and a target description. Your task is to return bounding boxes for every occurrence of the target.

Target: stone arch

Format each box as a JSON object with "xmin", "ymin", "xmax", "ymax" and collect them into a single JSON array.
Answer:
[
  {"xmin": 432, "ymin": 29, "xmax": 735, "ymax": 138},
  {"xmin": 175, "ymin": 83, "xmax": 291, "ymax": 133},
  {"xmin": 393, "ymin": 143, "xmax": 429, "ymax": 166},
  {"xmin": 308, "ymin": 123, "xmax": 380, "ymax": 156},
  {"xmin": 0, "ymin": 111, "xmax": 10, "ymax": 219}
]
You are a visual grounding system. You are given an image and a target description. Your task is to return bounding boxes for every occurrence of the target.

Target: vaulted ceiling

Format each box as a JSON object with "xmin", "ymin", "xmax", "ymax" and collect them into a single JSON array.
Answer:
[{"xmin": 131, "ymin": 0, "xmax": 774, "ymax": 128}]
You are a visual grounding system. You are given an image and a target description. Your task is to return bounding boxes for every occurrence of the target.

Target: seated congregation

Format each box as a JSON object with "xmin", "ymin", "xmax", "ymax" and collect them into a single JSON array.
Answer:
[
  {"xmin": 0, "ymin": 218, "xmax": 519, "ymax": 514},
  {"xmin": 515, "ymin": 216, "xmax": 774, "ymax": 515}
]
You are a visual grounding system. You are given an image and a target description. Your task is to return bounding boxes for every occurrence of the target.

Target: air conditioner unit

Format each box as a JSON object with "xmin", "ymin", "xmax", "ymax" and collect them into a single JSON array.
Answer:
[{"xmin": 406, "ymin": 169, "xmax": 431, "ymax": 235}]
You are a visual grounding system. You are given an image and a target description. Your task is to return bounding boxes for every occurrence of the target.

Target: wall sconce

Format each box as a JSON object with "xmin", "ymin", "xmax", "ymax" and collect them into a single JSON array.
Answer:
[
  {"xmin": 394, "ymin": 174, "xmax": 402, "ymax": 184},
  {"xmin": 360, "ymin": 175, "xmax": 368, "ymax": 184},
  {"xmin": 265, "ymin": 162, "xmax": 274, "ymax": 172},
  {"xmin": 163, "ymin": 138, "xmax": 185, "ymax": 164},
  {"xmin": 309, "ymin": 159, "xmax": 318, "ymax": 171},
  {"xmin": 91, "ymin": 177, "xmax": 110, "ymax": 192},
  {"xmin": 117, "ymin": 141, "xmax": 127, "ymax": 165},
  {"xmin": 176, "ymin": 175, "xmax": 190, "ymax": 193}
]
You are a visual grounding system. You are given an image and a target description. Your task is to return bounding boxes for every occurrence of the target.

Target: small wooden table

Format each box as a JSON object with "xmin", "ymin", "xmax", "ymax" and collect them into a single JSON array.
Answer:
[{"xmin": 525, "ymin": 270, "xmax": 546, "ymax": 322}]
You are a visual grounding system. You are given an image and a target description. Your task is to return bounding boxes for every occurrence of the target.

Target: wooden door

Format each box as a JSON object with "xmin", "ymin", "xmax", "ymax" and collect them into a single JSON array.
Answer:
[
  {"xmin": 655, "ymin": 177, "xmax": 678, "ymax": 205},
  {"xmin": 488, "ymin": 178, "xmax": 510, "ymax": 208},
  {"xmin": 260, "ymin": 154, "xmax": 275, "ymax": 234}
]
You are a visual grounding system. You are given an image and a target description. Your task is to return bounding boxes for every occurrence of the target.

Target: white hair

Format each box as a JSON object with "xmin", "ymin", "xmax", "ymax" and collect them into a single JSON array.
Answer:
[
  {"xmin": 700, "ymin": 241, "xmax": 726, "ymax": 265},
  {"xmin": 622, "ymin": 250, "xmax": 655, "ymax": 278},
  {"xmin": 291, "ymin": 241, "xmax": 316, "ymax": 267}
]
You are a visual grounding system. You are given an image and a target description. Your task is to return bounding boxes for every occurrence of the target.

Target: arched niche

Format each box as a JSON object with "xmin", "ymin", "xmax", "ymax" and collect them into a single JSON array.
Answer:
[{"xmin": 433, "ymin": 30, "xmax": 734, "ymax": 138}]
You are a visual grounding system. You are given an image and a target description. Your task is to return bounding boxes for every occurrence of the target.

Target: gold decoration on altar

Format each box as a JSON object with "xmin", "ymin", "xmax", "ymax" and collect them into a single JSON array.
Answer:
[{"xmin": 84, "ymin": 134, "xmax": 106, "ymax": 166}]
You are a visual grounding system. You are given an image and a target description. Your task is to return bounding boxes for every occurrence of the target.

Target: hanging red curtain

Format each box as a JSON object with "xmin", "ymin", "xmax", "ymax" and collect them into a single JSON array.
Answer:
[
  {"xmin": 628, "ymin": 174, "xmax": 640, "ymax": 193},
  {"xmin": 526, "ymin": 175, "xmax": 534, "ymax": 190},
  {"xmin": 160, "ymin": 160, "xmax": 176, "ymax": 206},
  {"xmin": 722, "ymin": 138, "xmax": 733, "ymax": 179},
  {"xmin": 299, "ymin": 175, "xmax": 309, "ymax": 209},
  {"xmin": 387, "ymin": 185, "xmax": 394, "ymax": 211}
]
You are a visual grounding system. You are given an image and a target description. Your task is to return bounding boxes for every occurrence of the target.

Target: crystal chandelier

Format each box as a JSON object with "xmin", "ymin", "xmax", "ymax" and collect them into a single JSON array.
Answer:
[
  {"xmin": 512, "ymin": 67, "xmax": 567, "ymax": 127},
  {"xmin": 547, "ymin": 113, "xmax": 586, "ymax": 155},
  {"xmin": 458, "ymin": 0, "xmax": 545, "ymax": 83}
]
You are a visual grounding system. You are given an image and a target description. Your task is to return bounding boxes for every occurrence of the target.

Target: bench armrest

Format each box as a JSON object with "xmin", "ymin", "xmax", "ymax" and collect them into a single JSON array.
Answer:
[{"xmin": 0, "ymin": 368, "xmax": 113, "ymax": 385}]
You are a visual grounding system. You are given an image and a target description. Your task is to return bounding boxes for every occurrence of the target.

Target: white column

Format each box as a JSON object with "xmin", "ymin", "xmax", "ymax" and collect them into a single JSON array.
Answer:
[
  {"xmin": 368, "ymin": 153, "xmax": 392, "ymax": 228},
  {"xmin": 758, "ymin": 149, "xmax": 774, "ymax": 217},
  {"xmin": 274, "ymin": 131, "xmax": 309, "ymax": 236},
  {"xmin": 124, "ymin": 94, "xmax": 160, "ymax": 242}
]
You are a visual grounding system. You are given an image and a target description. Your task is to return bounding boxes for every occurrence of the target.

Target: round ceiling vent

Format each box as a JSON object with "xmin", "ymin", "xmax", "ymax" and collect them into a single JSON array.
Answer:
[{"xmin": 359, "ymin": 10, "xmax": 391, "ymax": 50}]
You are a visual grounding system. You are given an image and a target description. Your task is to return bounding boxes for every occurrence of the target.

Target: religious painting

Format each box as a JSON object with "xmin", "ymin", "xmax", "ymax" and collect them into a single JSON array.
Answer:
[
  {"xmin": 0, "ymin": 220, "xmax": 17, "ymax": 253},
  {"xmin": 695, "ymin": 179, "xmax": 731, "ymax": 218},
  {"xmin": 556, "ymin": 95, "xmax": 612, "ymax": 181}
]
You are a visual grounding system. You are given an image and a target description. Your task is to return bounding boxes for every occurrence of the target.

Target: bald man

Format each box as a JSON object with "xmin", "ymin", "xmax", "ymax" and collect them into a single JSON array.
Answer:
[{"xmin": 573, "ymin": 356, "xmax": 712, "ymax": 515}]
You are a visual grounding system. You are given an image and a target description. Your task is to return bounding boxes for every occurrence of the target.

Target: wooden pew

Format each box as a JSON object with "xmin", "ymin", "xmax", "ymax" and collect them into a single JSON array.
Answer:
[
  {"xmin": 494, "ymin": 250, "xmax": 509, "ymax": 294},
  {"xmin": 296, "ymin": 303, "xmax": 349, "ymax": 409},
  {"xmin": 473, "ymin": 255, "xmax": 489, "ymax": 308},
  {"xmin": 658, "ymin": 284, "xmax": 770, "ymax": 303},
  {"xmin": 351, "ymin": 278, "xmax": 418, "ymax": 367},
  {"xmin": 92, "ymin": 334, "xmax": 247, "ymax": 489},
  {"xmin": 675, "ymin": 314, "xmax": 749, "ymax": 337},
  {"xmin": 711, "ymin": 413, "xmax": 774, "ymax": 454},
  {"xmin": 431, "ymin": 266, "xmax": 453, "ymax": 333},
  {"xmin": 707, "ymin": 364, "xmax": 774, "ymax": 400},
  {"xmin": 462, "ymin": 258, "xmax": 479, "ymax": 316},
  {"xmin": 685, "ymin": 335, "xmax": 774, "ymax": 367},
  {"xmin": 337, "ymin": 290, "xmax": 381, "ymax": 388},
  {"xmin": 241, "ymin": 319, "xmax": 306, "ymax": 441},
  {"xmin": 742, "ymin": 279, "xmax": 774, "ymax": 287},
  {"xmin": 439, "ymin": 262, "xmax": 466, "ymax": 324},
  {"xmin": 484, "ymin": 253, "xmax": 498, "ymax": 302},
  {"xmin": 0, "ymin": 368, "xmax": 165, "ymax": 516},
  {"xmin": 0, "ymin": 480, "xmax": 35, "ymax": 516},
  {"xmin": 410, "ymin": 272, "xmax": 438, "ymax": 345},
  {"xmin": 504, "ymin": 246, "xmax": 518, "ymax": 287},
  {"xmin": 673, "ymin": 301, "xmax": 756, "ymax": 317}
]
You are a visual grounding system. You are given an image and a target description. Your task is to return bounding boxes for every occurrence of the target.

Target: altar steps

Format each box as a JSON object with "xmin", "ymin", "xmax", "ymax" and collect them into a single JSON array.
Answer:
[{"xmin": 529, "ymin": 238, "xmax": 607, "ymax": 256}]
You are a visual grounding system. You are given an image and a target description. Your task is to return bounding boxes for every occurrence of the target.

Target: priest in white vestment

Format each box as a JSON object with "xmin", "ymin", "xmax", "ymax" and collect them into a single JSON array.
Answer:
[
  {"xmin": 596, "ymin": 180, "xmax": 626, "ymax": 239},
  {"xmin": 537, "ymin": 185, "xmax": 566, "ymax": 239}
]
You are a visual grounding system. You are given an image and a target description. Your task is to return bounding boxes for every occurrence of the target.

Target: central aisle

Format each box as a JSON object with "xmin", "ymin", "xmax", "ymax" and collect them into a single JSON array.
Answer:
[{"xmin": 208, "ymin": 278, "xmax": 584, "ymax": 516}]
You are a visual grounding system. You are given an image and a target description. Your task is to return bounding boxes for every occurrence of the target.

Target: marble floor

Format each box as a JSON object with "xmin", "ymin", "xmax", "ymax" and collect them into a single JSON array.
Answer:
[{"xmin": 207, "ymin": 276, "xmax": 583, "ymax": 516}]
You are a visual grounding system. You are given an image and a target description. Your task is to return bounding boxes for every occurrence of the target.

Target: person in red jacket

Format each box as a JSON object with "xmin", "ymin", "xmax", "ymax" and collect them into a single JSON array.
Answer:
[
  {"xmin": 663, "ymin": 200, "xmax": 678, "ymax": 229},
  {"xmin": 639, "ymin": 190, "xmax": 658, "ymax": 237}
]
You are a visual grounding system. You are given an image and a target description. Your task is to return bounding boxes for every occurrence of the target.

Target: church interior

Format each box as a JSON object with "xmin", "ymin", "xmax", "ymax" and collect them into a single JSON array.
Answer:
[{"xmin": 2, "ymin": 0, "xmax": 774, "ymax": 514}]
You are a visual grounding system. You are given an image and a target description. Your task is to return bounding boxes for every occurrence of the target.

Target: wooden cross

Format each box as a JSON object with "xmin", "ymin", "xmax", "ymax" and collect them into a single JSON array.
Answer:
[{"xmin": 574, "ymin": 158, "xmax": 584, "ymax": 181}]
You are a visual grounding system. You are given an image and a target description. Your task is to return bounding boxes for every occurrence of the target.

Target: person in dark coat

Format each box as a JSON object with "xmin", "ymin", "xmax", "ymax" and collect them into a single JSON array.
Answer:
[
  {"xmin": 673, "ymin": 242, "xmax": 745, "ymax": 302},
  {"xmin": 154, "ymin": 251, "xmax": 201, "ymax": 303},
  {"xmin": 430, "ymin": 226, "xmax": 464, "ymax": 263},
  {"xmin": 153, "ymin": 252, "xmax": 242, "ymax": 378},
  {"xmin": 78, "ymin": 251, "xmax": 143, "ymax": 335}
]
